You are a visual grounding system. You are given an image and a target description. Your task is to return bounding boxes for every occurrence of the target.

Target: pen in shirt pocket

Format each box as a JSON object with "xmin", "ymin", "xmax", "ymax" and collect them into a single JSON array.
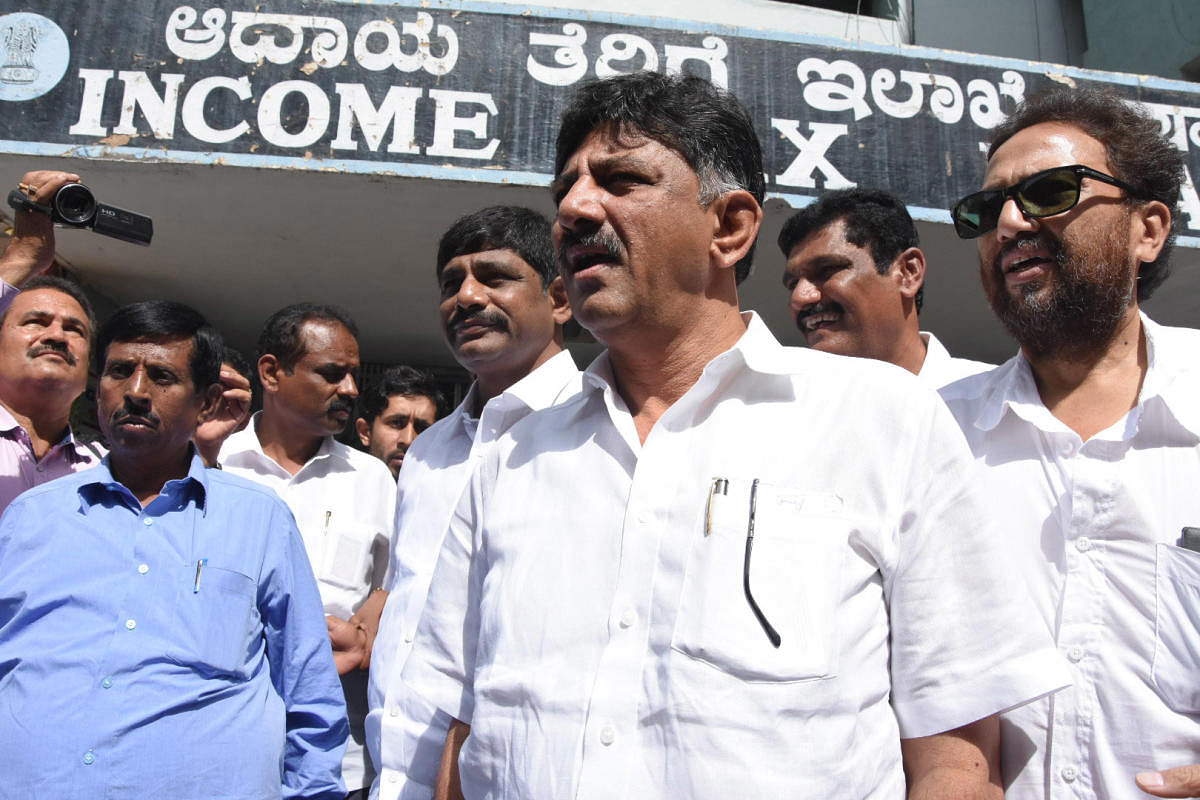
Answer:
[
  {"xmin": 705, "ymin": 477, "xmax": 728, "ymax": 536},
  {"xmin": 193, "ymin": 558, "xmax": 207, "ymax": 593}
]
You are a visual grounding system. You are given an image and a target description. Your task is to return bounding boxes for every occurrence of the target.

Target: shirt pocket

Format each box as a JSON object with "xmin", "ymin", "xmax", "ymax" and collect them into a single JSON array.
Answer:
[
  {"xmin": 319, "ymin": 524, "xmax": 375, "ymax": 592},
  {"xmin": 167, "ymin": 565, "xmax": 259, "ymax": 680},
  {"xmin": 1152, "ymin": 543, "xmax": 1200, "ymax": 714},
  {"xmin": 670, "ymin": 479, "xmax": 847, "ymax": 683}
]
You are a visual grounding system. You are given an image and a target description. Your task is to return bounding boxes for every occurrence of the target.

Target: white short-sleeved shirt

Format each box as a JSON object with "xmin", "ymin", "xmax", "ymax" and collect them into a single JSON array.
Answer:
[
  {"xmin": 219, "ymin": 416, "xmax": 397, "ymax": 791},
  {"xmin": 366, "ymin": 350, "xmax": 580, "ymax": 800},
  {"xmin": 939, "ymin": 313, "xmax": 1200, "ymax": 800},
  {"xmin": 403, "ymin": 312, "xmax": 1069, "ymax": 800},
  {"xmin": 918, "ymin": 331, "xmax": 993, "ymax": 388}
]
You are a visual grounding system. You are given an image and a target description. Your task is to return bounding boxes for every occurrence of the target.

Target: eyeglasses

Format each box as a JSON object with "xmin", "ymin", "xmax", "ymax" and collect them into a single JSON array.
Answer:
[
  {"xmin": 744, "ymin": 479, "xmax": 781, "ymax": 648},
  {"xmin": 705, "ymin": 477, "xmax": 781, "ymax": 648},
  {"xmin": 950, "ymin": 164, "xmax": 1140, "ymax": 239}
]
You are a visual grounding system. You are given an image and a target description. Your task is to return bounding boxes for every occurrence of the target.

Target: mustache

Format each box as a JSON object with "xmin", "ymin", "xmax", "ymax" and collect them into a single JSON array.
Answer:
[
  {"xmin": 111, "ymin": 406, "xmax": 160, "ymax": 429},
  {"xmin": 556, "ymin": 229, "xmax": 625, "ymax": 272},
  {"xmin": 28, "ymin": 341, "xmax": 76, "ymax": 366},
  {"xmin": 328, "ymin": 396, "xmax": 355, "ymax": 415},
  {"xmin": 446, "ymin": 308, "xmax": 507, "ymax": 336}
]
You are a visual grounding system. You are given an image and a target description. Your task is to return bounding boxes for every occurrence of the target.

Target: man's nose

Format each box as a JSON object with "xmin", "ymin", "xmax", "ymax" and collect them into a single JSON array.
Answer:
[
  {"xmin": 995, "ymin": 196, "xmax": 1039, "ymax": 241},
  {"xmin": 788, "ymin": 278, "xmax": 822, "ymax": 312},
  {"xmin": 555, "ymin": 176, "xmax": 603, "ymax": 236},
  {"xmin": 455, "ymin": 274, "xmax": 487, "ymax": 310},
  {"xmin": 125, "ymin": 367, "xmax": 152, "ymax": 404},
  {"xmin": 338, "ymin": 372, "xmax": 358, "ymax": 399}
]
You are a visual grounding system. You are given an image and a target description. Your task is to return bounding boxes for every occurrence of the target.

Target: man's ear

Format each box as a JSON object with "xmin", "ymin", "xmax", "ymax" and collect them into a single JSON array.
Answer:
[
  {"xmin": 709, "ymin": 190, "xmax": 763, "ymax": 272},
  {"xmin": 1131, "ymin": 200, "xmax": 1171, "ymax": 266},
  {"xmin": 258, "ymin": 354, "xmax": 281, "ymax": 393},
  {"xmin": 547, "ymin": 275, "xmax": 573, "ymax": 326},
  {"xmin": 355, "ymin": 417, "xmax": 371, "ymax": 448},
  {"xmin": 196, "ymin": 382, "xmax": 223, "ymax": 424},
  {"xmin": 894, "ymin": 247, "xmax": 927, "ymax": 302}
]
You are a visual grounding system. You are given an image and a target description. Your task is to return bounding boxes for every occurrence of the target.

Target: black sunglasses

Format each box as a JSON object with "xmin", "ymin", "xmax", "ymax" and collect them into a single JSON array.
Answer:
[{"xmin": 950, "ymin": 164, "xmax": 1140, "ymax": 240}]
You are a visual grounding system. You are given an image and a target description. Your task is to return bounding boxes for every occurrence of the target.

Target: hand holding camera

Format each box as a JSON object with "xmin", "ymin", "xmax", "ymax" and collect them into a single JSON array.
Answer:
[{"xmin": 7, "ymin": 175, "xmax": 153, "ymax": 246}]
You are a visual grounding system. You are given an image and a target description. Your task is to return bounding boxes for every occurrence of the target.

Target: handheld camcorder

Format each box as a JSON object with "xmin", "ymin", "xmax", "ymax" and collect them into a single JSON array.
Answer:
[{"xmin": 6, "ymin": 183, "xmax": 153, "ymax": 246}]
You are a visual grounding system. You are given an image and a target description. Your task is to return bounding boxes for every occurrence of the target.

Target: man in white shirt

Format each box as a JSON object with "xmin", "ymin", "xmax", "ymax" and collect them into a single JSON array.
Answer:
[
  {"xmin": 403, "ymin": 72, "xmax": 1068, "ymax": 800},
  {"xmin": 366, "ymin": 205, "xmax": 578, "ymax": 800},
  {"xmin": 220, "ymin": 303, "xmax": 397, "ymax": 796},
  {"xmin": 778, "ymin": 188, "xmax": 991, "ymax": 386},
  {"xmin": 940, "ymin": 87, "xmax": 1199, "ymax": 799}
]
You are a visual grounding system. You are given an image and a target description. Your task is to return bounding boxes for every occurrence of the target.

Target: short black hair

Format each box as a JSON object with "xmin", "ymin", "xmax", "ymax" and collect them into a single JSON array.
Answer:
[
  {"xmin": 95, "ymin": 300, "xmax": 223, "ymax": 392},
  {"xmin": 987, "ymin": 86, "xmax": 1186, "ymax": 301},
  {"xmin": 221, "ymin": 345, "xmax": 252, "ymax": 381},
  {"xmin": 358, "ymin": 365, "xmax": 445, "ymax": 424},
  {"xmin": 436, "ymin": 207, "xmax": 555, "ymax": 288},
  {"xmin": 555, "ymin": 71, "xmax": 765, "ymax": 283},
  {"xmin": 0, "ymin": 275, "xmax": 96, "ymax": 332},
  {"xmin": 257, "ymin": 303, "xmax": 359, "ymax": 372},
  {"xmin": 777, "ymin": 188, "xmax": 924, "ymax": 312}
]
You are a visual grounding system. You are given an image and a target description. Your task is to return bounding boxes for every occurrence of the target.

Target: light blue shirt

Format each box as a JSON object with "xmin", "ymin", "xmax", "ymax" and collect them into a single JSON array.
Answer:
[{"xmin": 0, "ymin": 453, "xmax": 348, "ymax": 799}]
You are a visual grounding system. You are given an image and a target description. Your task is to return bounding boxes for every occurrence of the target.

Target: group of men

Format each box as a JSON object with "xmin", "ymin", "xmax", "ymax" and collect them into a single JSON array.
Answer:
[{"xmin": 0, "ymin": 68, "xmax": 1196, "ymax": 800}]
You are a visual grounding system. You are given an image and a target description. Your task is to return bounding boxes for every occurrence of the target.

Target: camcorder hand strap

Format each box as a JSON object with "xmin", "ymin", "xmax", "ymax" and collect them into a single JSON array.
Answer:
[{"xmin": 6, "ymin": 189, "xmax": 52, "ymax": 217}]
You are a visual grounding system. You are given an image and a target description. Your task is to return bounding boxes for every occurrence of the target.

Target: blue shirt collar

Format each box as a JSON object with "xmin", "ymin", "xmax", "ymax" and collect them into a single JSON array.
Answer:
[{"xmin": 78, "ymin": 449, "xmax": 210, "ymax": 515}]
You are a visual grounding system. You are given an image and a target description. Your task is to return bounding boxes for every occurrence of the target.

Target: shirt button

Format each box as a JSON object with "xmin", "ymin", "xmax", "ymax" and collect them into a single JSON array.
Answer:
[
  {"xmin": 142, "ymin": 518, "xmax": 153, "ymax": 526},
  {"xmin": 388, "ymin": 774, "xmax": 399, "ymax": 783},
  {"xmin": 83, "ymin": 750, "xmax": 95, "ymax": 765},
  {"xmin": 637, "ymin": 511, "xmax": 651, "ymax": 525},
  {"xmin": 101, "ymin": 676, "xmax": 113, "ymax": 689},
  {"xmin": 137, "ymin": 564, "xmax": 149, "ymax": 575},
  {"xmin": 599, "ymin": 725, "xmax": 616, "ymax": 746},
  {"xmin": 1061, "ymin": 765, "xmax": 1078, "ymax": 782},
  {"xmin": 619, "ymin": 608, "xmax": 636, "ymax": 629},
  {"xmin": 389, "ymin": 709, "xmax": 400, "ymax": 717},
  {"xmin": 1076, "ymin": 537, "xmax": 1093, "ymax": 552},
  {"xmin": 1067, "ymin": 646, "xmax": 1085, "ymax": 662},
  {"xmin": 125, "ymin": 619, "xmax": 136, "ymax": 630}
]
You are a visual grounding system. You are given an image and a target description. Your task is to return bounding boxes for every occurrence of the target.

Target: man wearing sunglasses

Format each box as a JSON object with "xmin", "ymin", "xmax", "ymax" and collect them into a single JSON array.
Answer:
[{"xmin": 941, "ymin": 86, "xmax": 1197, "ymax": 800}]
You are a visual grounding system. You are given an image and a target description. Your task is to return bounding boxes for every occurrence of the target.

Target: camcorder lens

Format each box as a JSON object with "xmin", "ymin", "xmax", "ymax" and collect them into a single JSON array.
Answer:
[{"xmin": 52, "ymin": 183, "xmax": 97, "ymax": 226}]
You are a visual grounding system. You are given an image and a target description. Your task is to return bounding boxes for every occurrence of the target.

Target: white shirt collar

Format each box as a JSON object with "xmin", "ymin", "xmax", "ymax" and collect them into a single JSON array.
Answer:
[
  {"xmin": 581, "ymin": 311, "xmax": 790, "ymax": 395},
  {"xmin": 970, "ymin": 311, "xmax": 1200, "ymax": 440},
  {"xmin": 222, "ymin": 412, "xmax": 350, "ymax": 474}
]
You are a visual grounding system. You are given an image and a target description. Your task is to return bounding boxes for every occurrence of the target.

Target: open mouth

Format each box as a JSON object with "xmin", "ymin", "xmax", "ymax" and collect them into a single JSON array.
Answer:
[
  {"xmin": 795, "ymin": 304, "xmax": 842, "ymax": 333},
  {"xmin": 562, "ymin": 245, "xmax": 618, "ymax": 277},
  {"xmin": 557, "ymin": 230, "xmax": 624, "ymax": 278},
  {"xmin": 997, "ymin": 236, "xmax": 1059, "ymax": 283}
]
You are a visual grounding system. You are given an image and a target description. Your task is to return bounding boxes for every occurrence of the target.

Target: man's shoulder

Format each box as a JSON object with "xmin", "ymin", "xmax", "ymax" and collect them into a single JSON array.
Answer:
[
  {"xmin": 782, "ymin": 345, "xmax": 938, "ymax": 398},
  {"xmin": 1148, "ymin": 318, "xmax": 1200, "ymax": 368},
  {"xmin": 402, "ymin": 411, "xmax": 468, "ymax": 466},
  {"xmin": 5, "ymin": 466, "xmax": 99, "ymax": 512},
  {"xmin": 330, "ymin": 437, "xmax": 397, "ymax": 480},
  {"xmin": 216, "ymin": 423, "xmax": 262, "ymax": 464},
  {"xmin": 202, "ymin": 466, "xmax": 298, "ymax": 511}
]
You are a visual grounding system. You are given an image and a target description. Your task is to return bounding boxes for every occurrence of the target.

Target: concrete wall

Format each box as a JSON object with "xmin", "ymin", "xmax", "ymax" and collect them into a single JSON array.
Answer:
[
  {"xmin": 1080, "ymin": 0, "xmax": 1200, "ymax": 81},
  {"xmin": 911, "ymin": 0, "xmax": 1085, "ymax": 65}
]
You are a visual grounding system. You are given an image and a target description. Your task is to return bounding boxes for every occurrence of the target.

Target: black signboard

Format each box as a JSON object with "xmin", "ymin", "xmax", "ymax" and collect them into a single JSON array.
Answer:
[{"xmin": 1, "ymin": 1, "xmax": 1197, "ymax": 235}]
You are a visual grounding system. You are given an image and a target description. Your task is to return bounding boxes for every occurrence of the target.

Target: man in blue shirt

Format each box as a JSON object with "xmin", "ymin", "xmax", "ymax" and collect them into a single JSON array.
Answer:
[{"xmin": 0, "ymin": 300, "xmax": 348, "ymax": 798}]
